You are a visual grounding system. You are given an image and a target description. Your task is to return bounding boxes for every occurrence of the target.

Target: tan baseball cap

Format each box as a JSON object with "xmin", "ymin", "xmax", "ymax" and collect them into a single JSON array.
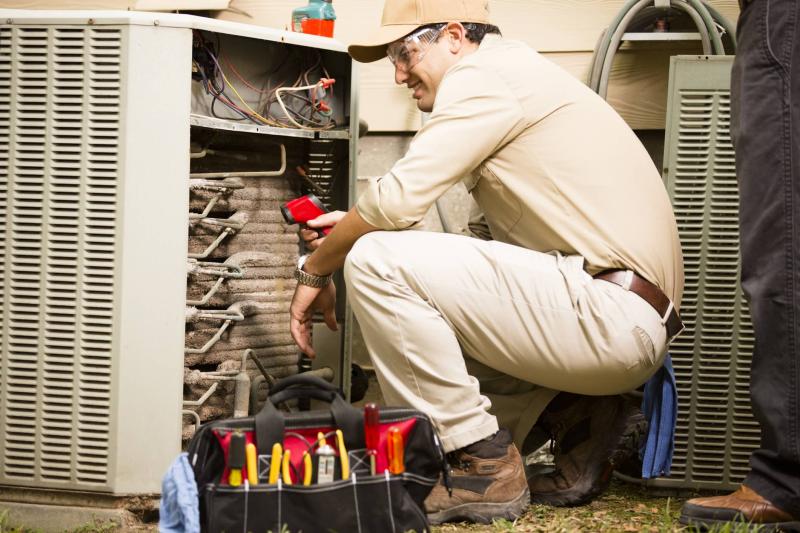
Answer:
[{"xmin": 347, "ymin": 0, "xmax": 492, "ymax": 63}]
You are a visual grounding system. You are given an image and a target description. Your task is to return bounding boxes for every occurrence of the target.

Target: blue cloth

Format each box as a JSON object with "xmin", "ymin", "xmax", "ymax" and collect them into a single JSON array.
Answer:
[
  {"xmin": 640, "ymin": 354, "xmax": 677, "ymax": 479},
  {"xmin": 159, "ymin": 452, "xmax": 200, "ymax": 533}
]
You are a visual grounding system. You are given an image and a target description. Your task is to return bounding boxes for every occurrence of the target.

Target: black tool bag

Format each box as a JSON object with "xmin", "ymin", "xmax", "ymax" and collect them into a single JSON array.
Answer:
[{"xmin": 186, "ymin": 374, "xmax": 449, "ymax": 533}]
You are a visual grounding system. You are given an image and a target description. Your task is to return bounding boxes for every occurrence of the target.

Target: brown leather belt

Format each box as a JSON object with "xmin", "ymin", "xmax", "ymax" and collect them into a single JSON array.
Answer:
[{"xmin": 594, "ymin": 270, "xmax": 684, "ymax": 340}]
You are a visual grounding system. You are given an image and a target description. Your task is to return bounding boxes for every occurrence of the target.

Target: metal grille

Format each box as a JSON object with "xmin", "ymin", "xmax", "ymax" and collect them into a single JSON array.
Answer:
[
  {"xmin": 0, "ymin": 26, "xmax": 121, "ymax": 489},
  {"xmin": 660, "ymin": 56, "xmax": 759, "ymax": 490},
  {"xmin": 306, "ymin": 139, "xmax": 337, "ymax": 206}
]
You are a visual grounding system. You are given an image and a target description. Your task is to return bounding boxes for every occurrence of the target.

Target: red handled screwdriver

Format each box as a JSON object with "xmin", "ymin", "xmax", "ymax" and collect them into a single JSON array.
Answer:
[{"xmin": 364, "ymin": 403, "xmax": 380, "ymax": 475}]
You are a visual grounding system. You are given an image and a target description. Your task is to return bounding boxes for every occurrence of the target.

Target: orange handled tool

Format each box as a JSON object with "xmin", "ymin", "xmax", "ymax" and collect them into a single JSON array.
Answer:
[{"xmin": 387, "ymin": 426, "xmax": 405, "ymax": 475}]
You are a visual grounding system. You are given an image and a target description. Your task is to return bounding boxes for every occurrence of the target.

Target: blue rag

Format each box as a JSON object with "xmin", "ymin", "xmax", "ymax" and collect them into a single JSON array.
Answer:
[
  {"xmin": 640, "ymin": 354, "xmax": 677, "ymax": 479},
  {"xmin": 159, "ymin": 452, "xmax": 200, "ymax": 533}
]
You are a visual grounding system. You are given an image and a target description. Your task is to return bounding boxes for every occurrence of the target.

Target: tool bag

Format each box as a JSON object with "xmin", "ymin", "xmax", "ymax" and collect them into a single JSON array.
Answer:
[{"xmin": 186, "ymin": 374, "xmax": 449, "ymax": 533}]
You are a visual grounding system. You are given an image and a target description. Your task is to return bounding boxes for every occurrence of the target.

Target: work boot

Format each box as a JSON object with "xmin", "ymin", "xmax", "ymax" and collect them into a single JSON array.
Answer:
[
  {"xmin": 425, "ymin": 429, "xmax": 530, "ymax": 524},
  {"xmin": 679, "ymin": 485, "xmax": 800, "ymax": 532},
  {"xmin": 527, "ymin": 393, "xmax": 646, "ymax": 507}
]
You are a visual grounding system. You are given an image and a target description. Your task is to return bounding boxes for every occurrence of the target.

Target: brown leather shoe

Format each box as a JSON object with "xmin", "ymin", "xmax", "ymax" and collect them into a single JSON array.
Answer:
[
  {"xmin": 680, "ymin": 485, "xmax": 800, "ymax": 531},
  {"xmin": 527, "ymin": 394, "xmax": 645, "ymax": 507},
  {"xmin": 425, "ymin": 429, "xmax": 530, "ymax": 524}
]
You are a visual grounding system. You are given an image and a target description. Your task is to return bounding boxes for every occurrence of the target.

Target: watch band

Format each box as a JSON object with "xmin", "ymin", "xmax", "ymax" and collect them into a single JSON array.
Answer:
[{"xmin": 295, "ymin": 255, "xmax": 332, "ymax": 288}]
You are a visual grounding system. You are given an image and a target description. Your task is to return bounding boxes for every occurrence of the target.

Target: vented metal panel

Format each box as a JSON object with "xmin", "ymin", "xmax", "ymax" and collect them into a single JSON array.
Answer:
[
  {"xmin": 657, "ymin": 56, "xmax": 759, "ymax": 490},
  {"xmin": 0, "ymin": 25, "xmax": 121, "ymax": 489}
]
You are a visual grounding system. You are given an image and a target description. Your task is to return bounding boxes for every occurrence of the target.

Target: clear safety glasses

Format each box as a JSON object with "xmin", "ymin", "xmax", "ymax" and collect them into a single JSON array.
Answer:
[{"xmin": 386, "ymin": 24, "xmax": 446, "ymax": 73}]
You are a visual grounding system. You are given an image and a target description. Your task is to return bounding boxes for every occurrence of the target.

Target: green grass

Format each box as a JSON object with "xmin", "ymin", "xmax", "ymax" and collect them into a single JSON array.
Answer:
[{"xmin": 432, "ymin": 480, "xmax": 762, "ymax": 533}]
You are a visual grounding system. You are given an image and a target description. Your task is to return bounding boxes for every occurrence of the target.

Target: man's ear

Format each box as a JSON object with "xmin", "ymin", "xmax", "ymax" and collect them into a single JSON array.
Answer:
[{"xmin": 445, "ymin": 22, "xmax": 467, "ymax": 54}]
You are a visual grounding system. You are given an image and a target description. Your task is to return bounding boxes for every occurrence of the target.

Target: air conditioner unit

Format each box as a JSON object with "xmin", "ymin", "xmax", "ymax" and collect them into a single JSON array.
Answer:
[
  {"xmin": 654, "ymin": 55, "xmax": 759, "ymax": 490},
  {"xmin": 0, "ymin": 9, "xmax": 357, "ymax": 510}
]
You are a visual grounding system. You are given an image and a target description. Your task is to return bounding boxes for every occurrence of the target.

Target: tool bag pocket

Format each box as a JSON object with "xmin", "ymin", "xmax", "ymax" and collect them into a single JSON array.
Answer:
[
  {"xmin": 187, "ymin": 374, "xmax": 448, "ymax": 533},
  {"xmin": 204, "ymin": 472, "xmax": 431, "ymax": 533}
]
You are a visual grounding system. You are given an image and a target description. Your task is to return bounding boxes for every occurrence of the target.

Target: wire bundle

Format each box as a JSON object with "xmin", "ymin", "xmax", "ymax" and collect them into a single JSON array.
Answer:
[
  {"xmin": 192, "ymin": 31, "xmax": 336, "ymax": 131},
  {"xmin": 588, "ymin": 0, "xmax": 737, "ymax": 98}
]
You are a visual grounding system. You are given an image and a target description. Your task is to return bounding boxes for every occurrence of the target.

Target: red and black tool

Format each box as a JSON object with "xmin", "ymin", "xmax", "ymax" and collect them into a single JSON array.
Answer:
[
  {"xmin": 281, "ymin": 193, "xmax": 332, "ymax": 236},
  {"xmin": 364, "ymin": 403, "xmax": 380, "ymax": 475}
]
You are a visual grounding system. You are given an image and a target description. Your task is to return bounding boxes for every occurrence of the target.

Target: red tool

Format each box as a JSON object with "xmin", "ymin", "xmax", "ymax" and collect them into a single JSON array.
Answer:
[
  {"xmin": 387, "ymin": 426, "xmax": 405, "ymax": 475},
  {"xmin": 364, "ymin": 403, "xmax": 380, "ymax": 475},
  {"xmin": 280, "ymin": 193, "xmax": 332, "ymax": 235}
]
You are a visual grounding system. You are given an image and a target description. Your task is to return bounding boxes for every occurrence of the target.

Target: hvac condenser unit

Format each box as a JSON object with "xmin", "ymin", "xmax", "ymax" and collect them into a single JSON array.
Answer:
[
  {"xmin": 0, "ymin": 10, "xmax": 357, "ymax": 497},
  {"xmin": 655, "ymin": 55, "xmax": 759, "ymax": 490}
]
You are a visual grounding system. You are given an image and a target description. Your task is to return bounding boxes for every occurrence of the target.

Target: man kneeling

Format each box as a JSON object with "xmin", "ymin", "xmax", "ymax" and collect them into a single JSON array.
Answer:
[{"xmin": 288, "ymin": 0, "xmax": 684, "ymax": 524}]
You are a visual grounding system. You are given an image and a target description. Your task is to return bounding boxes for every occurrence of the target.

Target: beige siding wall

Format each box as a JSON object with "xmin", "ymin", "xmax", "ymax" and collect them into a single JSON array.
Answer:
[{"xmin": 214, "ymin": 0, "xmax": 739, "ymax": 131}]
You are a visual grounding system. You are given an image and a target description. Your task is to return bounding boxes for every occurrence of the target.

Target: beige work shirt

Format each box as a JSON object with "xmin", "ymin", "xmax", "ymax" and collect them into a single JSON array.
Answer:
[{"xmin": 356, "ymin": 35, "xmax": 684, "ymax": 307}]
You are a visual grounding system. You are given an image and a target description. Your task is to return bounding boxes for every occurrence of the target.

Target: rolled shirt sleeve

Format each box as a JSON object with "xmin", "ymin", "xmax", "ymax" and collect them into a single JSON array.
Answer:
[{"xmin": 356, "ymin": 62, "xmax": 526, "ymax": 230}]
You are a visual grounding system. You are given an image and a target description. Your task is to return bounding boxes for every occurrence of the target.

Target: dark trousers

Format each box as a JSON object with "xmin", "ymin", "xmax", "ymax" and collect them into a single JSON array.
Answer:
[{"xmin": 732, "ymin": 0, "xmax": 800, "ymax": 516}]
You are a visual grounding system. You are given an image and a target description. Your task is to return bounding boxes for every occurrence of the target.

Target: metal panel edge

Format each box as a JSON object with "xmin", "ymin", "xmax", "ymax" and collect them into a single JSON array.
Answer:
[{"xmin": 111, "ymin": 22, "xmax": 189, "ymax": 494}]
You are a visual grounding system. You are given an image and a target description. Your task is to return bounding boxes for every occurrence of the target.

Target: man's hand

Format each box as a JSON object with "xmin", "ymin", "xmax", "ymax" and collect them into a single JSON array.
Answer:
[
  {"xmin": 289, "ymin": 281, "xmax": 337, "ymax": 358},
  {"xmin": 300, "ymin": 210, "xmax": 347, "ymax": 251}
]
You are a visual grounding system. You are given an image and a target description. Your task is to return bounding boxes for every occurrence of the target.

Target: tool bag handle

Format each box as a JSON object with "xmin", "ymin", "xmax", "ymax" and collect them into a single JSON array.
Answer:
[
  {"xmin": 267, "ymin": 373, "xmax": 342, "ymax": 397},
  {"xmin": 255, "ymin": 374, "xmax": 365, "ymax": 452}
]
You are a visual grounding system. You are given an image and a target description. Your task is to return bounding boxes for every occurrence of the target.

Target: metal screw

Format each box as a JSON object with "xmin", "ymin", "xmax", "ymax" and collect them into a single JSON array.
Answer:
[
  {"xmin": 6, "ymin": 19, "xmax": 12, "ymax": 24},
  {"xmin": 154, "ymin": 19, "xmax": 160, "ymax": 26},
  {"xmin": 88, "ymin": 18, "xmax": 95, "ymax": 25}
]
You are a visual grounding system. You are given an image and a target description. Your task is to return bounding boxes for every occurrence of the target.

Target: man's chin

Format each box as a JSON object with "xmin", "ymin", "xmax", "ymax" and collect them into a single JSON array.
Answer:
[{"xmin": 416, "ymin": 100, "xmax": 433, "ymax": 113}]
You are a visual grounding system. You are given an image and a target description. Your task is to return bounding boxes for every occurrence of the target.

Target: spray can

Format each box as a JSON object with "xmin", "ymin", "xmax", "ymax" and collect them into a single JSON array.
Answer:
[
  {"xmin": 315, "ymin": 443, "xmax": 336, "ymax": 483},
  {"xmin": 291, "ymin": 0, "xmax": 336, "ymax": 38}
]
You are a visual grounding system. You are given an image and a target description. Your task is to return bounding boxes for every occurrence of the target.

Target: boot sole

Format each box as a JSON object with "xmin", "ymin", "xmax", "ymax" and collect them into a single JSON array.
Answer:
[
  {"xmin": 530, "ymin": 403, "xmax": 647, "ymax": 507},
  {"xmin": 427, "ymin": 486, "xmax": 530, "ymax": 525},
  {"xmin": 679, "ymin": 512, "xmax": 800, "ymax": 532}
]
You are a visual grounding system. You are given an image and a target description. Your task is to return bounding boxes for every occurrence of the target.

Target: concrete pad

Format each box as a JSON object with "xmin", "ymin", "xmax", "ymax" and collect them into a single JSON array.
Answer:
[{"xmin": 0, "ymin": 501, "xmax": 141, "ymax": 532}]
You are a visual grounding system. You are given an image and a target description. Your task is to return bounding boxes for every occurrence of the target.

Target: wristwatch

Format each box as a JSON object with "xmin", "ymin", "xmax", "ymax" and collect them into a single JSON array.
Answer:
[{"xmin": 295, "ymin": 254, "xmax": 332, "ymax": 288}]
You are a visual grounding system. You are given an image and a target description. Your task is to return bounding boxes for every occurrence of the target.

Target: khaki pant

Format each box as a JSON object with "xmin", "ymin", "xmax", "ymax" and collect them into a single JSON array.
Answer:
[{"xmin": 344, "ymin": 231, "xmax": 668, "ymax": 453}]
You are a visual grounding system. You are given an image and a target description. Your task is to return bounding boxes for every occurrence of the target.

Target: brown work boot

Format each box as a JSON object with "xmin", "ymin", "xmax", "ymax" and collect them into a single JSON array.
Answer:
[
  {"xmin": 425, "ymin": 429, "xmax": 530, "ymax": 524},
  {"xmin": 527, "ymin": 393, "xmax": 646, "ymax": 507},
  {"xmin": 679, "ymin": 485, "xmax": 800, "ymax": 531}
]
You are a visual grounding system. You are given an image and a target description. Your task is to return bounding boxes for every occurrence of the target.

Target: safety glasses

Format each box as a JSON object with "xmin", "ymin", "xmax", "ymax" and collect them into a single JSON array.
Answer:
[{"xmin": 386, "ymin": 24, "xmax": 446, "ymax": 73}]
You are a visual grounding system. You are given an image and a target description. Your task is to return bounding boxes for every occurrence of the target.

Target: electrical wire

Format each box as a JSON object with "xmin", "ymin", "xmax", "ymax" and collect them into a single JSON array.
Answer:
[
  {"xmin": 193, "ymin": 31, "xmax": 336, "ymax": 130},
  {"xmin": 275, "ymin": 81, "xmax": 336, "ymax": 130}
]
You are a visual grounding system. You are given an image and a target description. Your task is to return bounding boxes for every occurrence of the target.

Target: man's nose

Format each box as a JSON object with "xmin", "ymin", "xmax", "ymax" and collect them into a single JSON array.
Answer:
[{"xmin": 394, "ymin": 65, "xmax": 408, "ymax": 85}]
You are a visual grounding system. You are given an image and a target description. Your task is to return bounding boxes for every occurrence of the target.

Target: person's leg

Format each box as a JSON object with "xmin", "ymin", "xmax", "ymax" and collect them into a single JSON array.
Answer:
[
  {"xmin": 344, "ymin": 231, "xmax": 666, "ymax": 451},
  {"xmin": 739, "ymin": 0, "xmax": 800, "ymax": 515},
  {"xmin": 681, "ymin": 0, "xmax": 800, "ymax": 527},
  {"xmin": 463, "ymin": 356, "xmax": 558, "ymax": 451},
  {"xmin": 344, "ymin": 230, "xmax": 668, "ymax": 521}
]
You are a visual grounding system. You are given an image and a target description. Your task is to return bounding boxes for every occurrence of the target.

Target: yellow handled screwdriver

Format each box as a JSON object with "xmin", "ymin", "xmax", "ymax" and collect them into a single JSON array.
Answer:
[
  {"xmin": 246, "ymin": 443, "xmax": 258, "ymax": 485},
  {"xmin": 268, "ymin": 443, "xmax": 282, "ymax": 484}
]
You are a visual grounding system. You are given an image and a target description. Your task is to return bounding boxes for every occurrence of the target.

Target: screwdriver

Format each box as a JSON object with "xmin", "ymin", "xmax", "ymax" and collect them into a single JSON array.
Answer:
[
  {"xmin": 387, "ymin": 426, "xmax": 405, "ymax": 475},
  {"xmin": 246, "ymin": 442, "xmax": 258, "ymax": 485},
  {"xmin": 364, "ymin": 403, "xmax": 380, "ymax": 475},
  {"xmin": 268, "ymin": 443, "xmax": 282, "ymax": 484},
  {"xmin": 228, "ymin": 431, "xmax": 246, "ymax": 486},
  {"xmin": 335, "ymin": 429, "xmax": 350, "ymax": 480}
]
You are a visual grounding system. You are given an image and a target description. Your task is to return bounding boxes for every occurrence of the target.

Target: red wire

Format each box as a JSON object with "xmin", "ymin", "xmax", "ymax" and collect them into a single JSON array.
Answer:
[{"xmin": 220, "ymin": 54, "xmax": 271, "ymax": 95}]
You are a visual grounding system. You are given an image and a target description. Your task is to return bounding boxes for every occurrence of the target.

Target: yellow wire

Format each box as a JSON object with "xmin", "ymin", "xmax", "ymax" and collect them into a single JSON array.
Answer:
[
  {"xmin": 219, "ymin": 68, "xmax": 283, "ymax": 127},
  {"xmin": 220, "ymin": 63, "xmax": 334, "ymax": 131}
]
